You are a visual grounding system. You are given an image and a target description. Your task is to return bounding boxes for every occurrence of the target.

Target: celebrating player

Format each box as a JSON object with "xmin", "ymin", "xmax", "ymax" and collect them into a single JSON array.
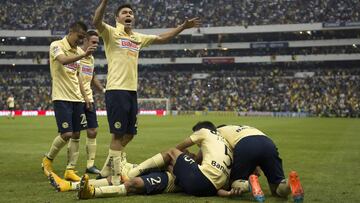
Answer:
[
  {"xmin": 92, "ymin": 0, "xmax": 201, "ymax": 186},
  {"xmin": 41, "ymin": 21, "xmax": 97, "ymax": 181},
  {"xmin": 217, "ymin": 124, "xmax": 304, "ymax": 202}
]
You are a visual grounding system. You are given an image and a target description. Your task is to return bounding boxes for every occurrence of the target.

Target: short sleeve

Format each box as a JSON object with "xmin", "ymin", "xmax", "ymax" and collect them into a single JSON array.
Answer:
[{"xmin": 50, "ymin": 42, "xmax": 64, "ymax": 59}]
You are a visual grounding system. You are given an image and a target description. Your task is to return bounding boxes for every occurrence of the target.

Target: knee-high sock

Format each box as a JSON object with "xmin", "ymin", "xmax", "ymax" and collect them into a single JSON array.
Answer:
[
  {"xmin": 110, "ymin": 149, "xmax": 122, "ymax": 185},
  {"xmin": 47, "ymin": 135, "xmax": 68, "ymax": 160},
  {"xmin": 66, "ymin": 138, "xmax": 80, "ymax": 169},
  {"xmin": 86, "ymin": 138, "xmax": 97, "ymax": 168},
  {"xmin": 127, "ymin": 153, "xmax": 165, "ymax": 179},
  {"xmin": 100, "ymin": 150, "xmax": 112, "ymax": 177},
  {"xmin": 276, "ymin": 179, "xmax": 291, "ymax": 197},
  {"xmin": 94, "ymin": 185, "xmax": 127, "ymax": 197}
]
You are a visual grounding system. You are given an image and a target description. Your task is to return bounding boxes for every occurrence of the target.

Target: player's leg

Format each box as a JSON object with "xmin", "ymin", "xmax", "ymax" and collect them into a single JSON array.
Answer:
[
  {"xmin": 64, "ymin": 102, "xmax": 87, "ymax": 182},
  {"xmin": 126, "ymin": 151, "xmax": 168, "ymax": 179},
  {"xmin": 257, "ymin": 135, "xmax": 304, "ymax": 202},
  {"xmin": 42, "ymin": 101, "xmax": 73, "ymax": 176},
  {"xmin": 230, "ymin": 136, "xmax": 264, "ymax": 202},
  {"xmin": 85, "ymin": 103, "xmax": 101, "ymax": 174},
  {"xmin": 100, "ymin": 90, "xmax": 133, "ymax": 185},
  {"xmin": 172, "ymin": 152, "xmax": 217, "ymax": 196}
]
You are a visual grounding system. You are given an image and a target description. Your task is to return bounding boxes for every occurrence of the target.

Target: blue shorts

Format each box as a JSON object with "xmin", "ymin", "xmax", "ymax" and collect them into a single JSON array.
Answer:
[
  {"xmin": 140, "ymin": 171, "xmax": 169, "ymax": 195},
  {"xmin": 105, "ymin": 90, "xmax": 138, "ymax": 136},
  {"xmin": 53, "ymin": 101, "xmax": 87, "ymax": 133},
  {"xmin": 230, "ymin": 135, "xmax": 285, "ymax": 185},
  {"xmin": 83, "ymin": 102, "xmax": 98, "ymax": 129},
  {"xmin": 173, "ymin": 153, "xmax": 217, "ymax": 196}
]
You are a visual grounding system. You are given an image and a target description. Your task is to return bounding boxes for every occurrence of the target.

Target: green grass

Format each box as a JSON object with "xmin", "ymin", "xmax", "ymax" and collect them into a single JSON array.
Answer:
[{"xmin": 1, "ymin": 115, "xmax": 359, "ymax": 203}]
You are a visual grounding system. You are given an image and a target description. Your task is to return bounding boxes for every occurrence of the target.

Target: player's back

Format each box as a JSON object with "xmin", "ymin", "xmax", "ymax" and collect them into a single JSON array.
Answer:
[
  {"xmin": 190, "ymin": 128, "xmax": 233, "ymax": 190},
  {"xmin": 217, "ymin": 125, "xmax": 267, "ymax": 149}
]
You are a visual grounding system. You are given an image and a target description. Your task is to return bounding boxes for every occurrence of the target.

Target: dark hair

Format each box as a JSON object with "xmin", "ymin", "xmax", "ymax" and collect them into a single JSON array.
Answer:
[
  {"xmin": 87, "ymin": 30, "xmax": 99, "ymax": 38},
  {"xmin": 217, "ymin": 124, "xmax": 227, "ymax": 128},
  {"xmin": 69, "ymin": 21, "xmax": 88, "ymax": 32},
  {"xmin": 192, "ymin": 121, "xmax": 216, "ymax": 132},
  {"xmin": 115, "ymin": 4, "xmax": 133, "ymax": 16}
]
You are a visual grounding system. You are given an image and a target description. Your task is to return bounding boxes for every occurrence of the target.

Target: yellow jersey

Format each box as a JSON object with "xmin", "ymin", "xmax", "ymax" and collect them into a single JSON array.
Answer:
[
  {"xmin": 217, "ymin": 125, "xmax": 267, "ymax": 149},
  {"xmin": 99, "ymin": 22, "xmax": 157, "ymax": 91},
  {"xmin": 190, "ymin": 128, "xmax": 233, "ymax": 189},
  {"xmin": 49, "ymin": 37, "xmax": 83, "ymax": 102},
  {"xmin": 80, "ymin": 54, "xmax": 95, "ymax": 102}
]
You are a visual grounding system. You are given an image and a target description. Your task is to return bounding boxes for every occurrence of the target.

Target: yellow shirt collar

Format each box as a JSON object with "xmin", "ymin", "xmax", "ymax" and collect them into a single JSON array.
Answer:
[{"xmin": 61, "ymin": 36, "xmax": 73, "ymax": 51}]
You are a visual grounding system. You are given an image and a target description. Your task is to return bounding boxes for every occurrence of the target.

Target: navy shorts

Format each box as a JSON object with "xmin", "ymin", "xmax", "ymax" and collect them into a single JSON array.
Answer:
[
  {"xmin": 230, "ymin": 135, "xmax": 285, "ymax": 185},
  {"xmin": 105, "ymin": 90, "xmax": 137, "ymax": 135},
  {"xmin": 83, "ymin": 102, "xmax": 98, "ymax": 129},
  {"xmin": 173, "ymin": 153, "xmax": 217, "ymax": 196},
  {"xmin": 140, "ymin": 171, "xmax": 169, "ymax": 195},
  {"xmin": 53, "ymin": 101, "xmax": 87, "ymax": 134}
]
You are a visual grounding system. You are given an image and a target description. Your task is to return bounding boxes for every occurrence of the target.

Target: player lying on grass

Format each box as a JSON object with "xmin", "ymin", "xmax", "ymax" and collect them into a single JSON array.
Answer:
[
  {"xmin": 217, "ymin": 124, "xmax": 305, "ymax": 203},
  {"xmin": 49, "ymin": 121, "xmax": 243, "ymax": 199}
]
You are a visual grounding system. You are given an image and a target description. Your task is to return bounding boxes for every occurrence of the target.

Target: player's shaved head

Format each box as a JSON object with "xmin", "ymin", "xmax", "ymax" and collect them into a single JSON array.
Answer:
[
  {"xmin": 115, "ymin": 4, "xmax": 133, "ymax": 17},
  {"xmin": 192, "ymin": 121, "xmax": 216, "ymax": 132}
]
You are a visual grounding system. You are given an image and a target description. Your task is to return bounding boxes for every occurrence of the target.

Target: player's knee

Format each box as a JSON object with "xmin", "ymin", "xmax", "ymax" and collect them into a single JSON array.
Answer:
[
  {"xmin": 87, "ymin": 128, "xmax": 97, "ymax": 138},
  {"xmin": 60, "ymin": 132, "xmax": 73, "ymax": 141},
  {"xmin": 72, "ymin": 131, "xmax": 80, "ymax": 139},
  {"xmin": 125, "ymin": 177, "xmax": 145, "ymax": 194}
]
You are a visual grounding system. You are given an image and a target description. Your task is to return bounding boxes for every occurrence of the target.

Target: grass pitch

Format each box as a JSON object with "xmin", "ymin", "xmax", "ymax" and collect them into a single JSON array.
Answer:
[{"xmin": 0, "ymin": 115, "xmax": 359, "ymax": 203}]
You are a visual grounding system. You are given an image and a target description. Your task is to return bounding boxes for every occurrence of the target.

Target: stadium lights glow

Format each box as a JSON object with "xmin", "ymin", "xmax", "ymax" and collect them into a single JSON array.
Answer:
[
  {"xmin": 299, "ymin": 31, "xmax": 303, "ymax": 34},
  {"xmin": 306, "ymin": 31, "xmax": 312, "ymax": 35},
  {"xmin": 12, "ymin": 63, "xmax": 15, "ymax": 66},
  {"xmin": 222, "ymin": 47, "xmax": 228, "ymax": 50},
  {"xmin": 1, "ymin": 39, "xmax": 4, "ymax": 42},
  {"xmin": 184, "ymin": 48, "xmax": 187, "ymax": 51},
  {"xmin": 353, "ymin": 44, "xmax": 357, "ymax": 48},
  {"xmin": 19, "ymin": 36, "xmax": 27, "ymax": 40}
]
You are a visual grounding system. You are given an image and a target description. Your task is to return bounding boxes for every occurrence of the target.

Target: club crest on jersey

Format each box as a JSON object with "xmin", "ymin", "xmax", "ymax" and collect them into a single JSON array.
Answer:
[{"xmin": 119, "ymin": 38, "xmax": 140, "ymax": 52}]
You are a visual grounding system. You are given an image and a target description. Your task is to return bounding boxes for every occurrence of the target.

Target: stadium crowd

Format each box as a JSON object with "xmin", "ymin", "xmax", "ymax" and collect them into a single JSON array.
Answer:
[
  {"xmin": 1, "ymin": 67, "xmax": 359, "ymax": 117},
  {"xmin": 1, "ymin": 0, "xmax": 359, "ymax": 30}
]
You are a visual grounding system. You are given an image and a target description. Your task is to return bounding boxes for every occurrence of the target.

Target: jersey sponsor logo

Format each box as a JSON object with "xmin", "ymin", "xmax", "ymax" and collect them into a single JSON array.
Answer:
[
  {"xmin": 64, "ymin": 62, "xmax": 79, "ymax": 71},
  {"xmin": 81, "ymin": 65, "xmax": 94, "ymax": 76},
  {"xmin": 119, "ymin": 38, "xmax": 140, "ymax": 52},
  {"xmin": 211, "ymin": 160, "xmax": 230, "ymax": 176}
]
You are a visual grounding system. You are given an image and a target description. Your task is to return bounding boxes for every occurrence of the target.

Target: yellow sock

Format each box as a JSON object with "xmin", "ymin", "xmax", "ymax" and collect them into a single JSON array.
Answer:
[
  {"xmin": 66, "ymin": 138, "xmax": 80, "ymax": 169},
  {"xmin": 231, "ymin": 180, "xmax": 250, "ymax": 193},
  {"xmin": 47, "ymin": 136, "xmax": 67, "ymax": 160},
  {"xmin": 128, "ymin": 153, "xmax": 164, "ymax": 179},
  {"xmin": 276, "ymin": 179, "xmax": 291, "ymax": 197},
  {"xmin": 86, "ymin": 138, "xmax": 97, "ymax": 168},
  {"xmin": 100, "ymin": 151, "xmax": 112, "ymax": 177},
  {"xmin": 109, "ymin": 149, "xmax": 122, "ymax": 185},
  {"xmin": 89, "ymin": 178, "xmax": 110, "ymax": 187},
  {"xmin": 94, "ymin": 185, "xmax": 127, "ymax": 197}
]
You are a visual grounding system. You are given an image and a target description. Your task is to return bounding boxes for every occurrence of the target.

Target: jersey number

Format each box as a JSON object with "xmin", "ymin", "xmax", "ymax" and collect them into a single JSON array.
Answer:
[
  {"xmin": 223, "ymin": 145, "xmax": 232, "ymax": 169},
  {"xmin": 146, "ymin": 177, "xmax": 161, "ymax": 185},
  {"xmin": 80, "ymin": 114, "xmax": 87, "ymax": 125}
]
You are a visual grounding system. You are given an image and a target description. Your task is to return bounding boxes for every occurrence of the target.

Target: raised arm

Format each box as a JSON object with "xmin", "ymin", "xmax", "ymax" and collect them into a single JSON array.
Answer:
[
  {"xmin": 93, "ymin": 0, "xmax": 108, "ymax": 33},
  {"xmin": 153, "ymin": 17, "xmax": 201, "ymax": 44},
  {"xmin": 175, "ymin": 137, "xmax": 195, "ymax": 151}
]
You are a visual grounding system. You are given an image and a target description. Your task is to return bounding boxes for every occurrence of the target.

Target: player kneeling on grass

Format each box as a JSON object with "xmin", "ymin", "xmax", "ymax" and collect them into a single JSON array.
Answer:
[{"xmin": 217, "ymin": 124, "xmax": 305, "ymax": 203}]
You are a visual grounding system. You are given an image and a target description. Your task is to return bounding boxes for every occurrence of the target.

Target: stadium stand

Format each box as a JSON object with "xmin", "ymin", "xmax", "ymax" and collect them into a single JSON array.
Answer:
[{"xmin": 1, "ymin": 0, "xmax": 360, "ymax": 117}]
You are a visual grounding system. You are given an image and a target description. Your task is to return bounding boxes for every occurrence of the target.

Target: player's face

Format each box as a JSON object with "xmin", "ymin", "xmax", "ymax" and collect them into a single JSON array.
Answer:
[
  {"xmin": 85, "ymin": 35, "xmax": 99, "ymax": 48},
  {"xmin": 69, "ymin": 30, "xmax": 87, "ymax": 47},
  {"xmin": 116, "ymin": 7, "xmax": 135, "ymax": 28}
]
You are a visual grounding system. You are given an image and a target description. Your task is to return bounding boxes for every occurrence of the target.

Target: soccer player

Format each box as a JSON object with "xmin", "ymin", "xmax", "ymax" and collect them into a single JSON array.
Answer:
[
  {"xmin": 79, "ymin": 30, "xmax": 105, "ymax": 174},
  {"xmin": 41, "ymin": 21, "xmax": 97, "ymax": 182},
  {"xmin": 6, "ymin": 94, "xmax": 15, "ymax": 119},
  {"xmin": 92, "ymin": 0, "xmax": 201, "ymax": 186},
  {"xmin": 217, "ymin": 124, "xmax": 304, "ymax": 203}
]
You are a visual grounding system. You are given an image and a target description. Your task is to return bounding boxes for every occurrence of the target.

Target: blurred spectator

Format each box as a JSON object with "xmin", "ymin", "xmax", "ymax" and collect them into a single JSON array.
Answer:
[
  {"xmin": 1, "ymin": 67, "xmax": 359, "ymax": 117},
  {"xmin": 1, "ymin": 0, "xmax": 359, "ymax": 30}
]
